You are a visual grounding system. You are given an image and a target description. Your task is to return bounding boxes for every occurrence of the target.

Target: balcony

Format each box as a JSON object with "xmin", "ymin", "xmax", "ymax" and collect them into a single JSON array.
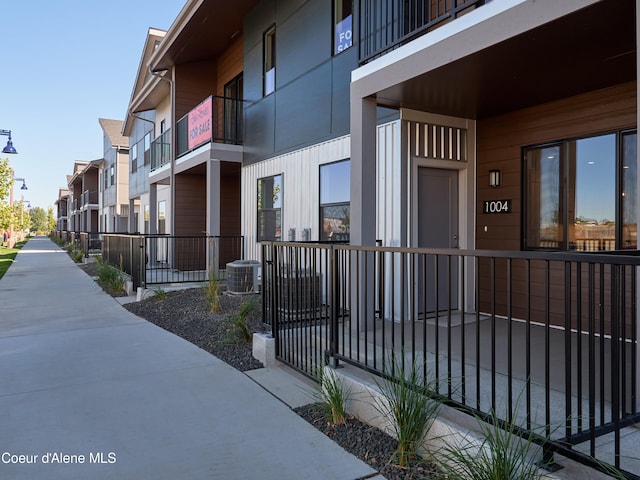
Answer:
[
  {"xmin": 151, "ymin": 129, "xmax": 171, "ymax": 172},
  {"xmin": 357, "ymin": 0, "xmax": 488, "ymax": 64},
  {"xmin": 176, "ymin": 95, "xmax": 244, "ymax": 159},
  {"xmin": 81, "ymin": 190, "xmax": 98, "ymax": 208}
]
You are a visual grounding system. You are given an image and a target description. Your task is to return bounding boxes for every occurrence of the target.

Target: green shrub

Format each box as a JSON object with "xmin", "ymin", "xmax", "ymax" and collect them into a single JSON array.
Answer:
[
  {"xmin": 373, "ymin": 353, "xmax": 440, "ymax": 467},
  {"xmin": 314, "ymin": 367, "xmax": 351, "ymax": 426},
  {"xmin": 205, "ymin": 270, "xmax": 220, "ymax": 313},
  {"xmin": 432, "ymin": 399, "xmax": 547, "ymax": 480},
  {"xmin": 72, "ymin": 249, "xmax": 84, "ymax": 263},
  {"xmin": 97, "ymin": 262, "xmax": 125, "ymax": 294},
  {"xmin": 226, "ymin": 297, "xmax": 261, "ymax": 343}
]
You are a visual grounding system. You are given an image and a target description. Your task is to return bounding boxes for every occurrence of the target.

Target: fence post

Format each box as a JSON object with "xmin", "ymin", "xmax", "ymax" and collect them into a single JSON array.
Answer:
[{"xmin": 329, "ymin": 245, "xmax": 339, "ymax": 368}]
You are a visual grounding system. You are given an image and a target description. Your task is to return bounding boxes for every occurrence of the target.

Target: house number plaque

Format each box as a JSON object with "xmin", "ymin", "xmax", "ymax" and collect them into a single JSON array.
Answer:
[{"xmin": 483, "ymin": 199, "xmax": 512, "ymax": 214}]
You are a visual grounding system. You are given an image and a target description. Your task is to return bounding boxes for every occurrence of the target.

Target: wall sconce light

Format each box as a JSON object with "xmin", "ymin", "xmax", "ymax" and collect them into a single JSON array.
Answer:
[{"xmin": 489, "ymin": 169, "xmax": 501, "ymax": 188}]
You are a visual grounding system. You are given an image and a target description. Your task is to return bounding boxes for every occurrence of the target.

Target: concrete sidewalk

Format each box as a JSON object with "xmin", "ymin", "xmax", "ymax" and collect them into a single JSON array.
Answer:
[{"xmin": 0, "ymin": 237, "xmax": 382, "ymax": 480}]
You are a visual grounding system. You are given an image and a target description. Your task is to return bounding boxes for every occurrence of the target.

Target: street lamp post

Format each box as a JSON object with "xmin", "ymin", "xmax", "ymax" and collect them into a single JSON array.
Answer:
[
  {"xmin": 8, "ymin": 176, "xmax": 27, "ymax": 247},
  {"xmin": 0, "ymin": 130, "xmax": 18, "ymax": 154}
]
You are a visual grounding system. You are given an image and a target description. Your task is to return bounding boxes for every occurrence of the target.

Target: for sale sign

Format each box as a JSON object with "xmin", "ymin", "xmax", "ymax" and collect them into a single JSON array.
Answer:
[{"xmin": 188, "ymin": 96, "xmax": 212, "ymax": 150}]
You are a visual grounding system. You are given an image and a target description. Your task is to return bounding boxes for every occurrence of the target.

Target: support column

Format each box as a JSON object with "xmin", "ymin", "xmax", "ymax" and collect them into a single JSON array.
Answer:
[
  {"xmin": 129, "ymin": 199, "xmax": 136, "ymax": 233},
  {"xmin": 206, "ymin": 159, "xmax": 221, "ymax": 237},
  {"xmin": 149, "ymin": 183, "xmax": 158, "ymax": 235},
  {"xmin": 350, "ymin": 95, "xmax": 378, "ymax": 246},
  {"xmin": 350, "ymin": 94, "xmax": 378, "ymax": 333},
  {"xmin": 207, "ymin": 159, "xmax": 221, "ymax": 276}
]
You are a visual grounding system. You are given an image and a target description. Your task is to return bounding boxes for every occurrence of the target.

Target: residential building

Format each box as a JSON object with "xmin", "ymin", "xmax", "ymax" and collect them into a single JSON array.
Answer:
[
  {"xmin": 98, "ymin": 118, "xmax": 130, "ymax": 232},
  {"xmin": 54, "ymin": 188, "xmax": 69, "ymax": 232},
  {"xmin": 123, "ymin": 27, "xmax": 170, "ymax": 234},
  {"xmin": 67, "ymin": 159, "xmax": 101, "ymax": 234},
  {"xmin": 87, "ymin": 0, "xmax": 639, "ymax": 475}
]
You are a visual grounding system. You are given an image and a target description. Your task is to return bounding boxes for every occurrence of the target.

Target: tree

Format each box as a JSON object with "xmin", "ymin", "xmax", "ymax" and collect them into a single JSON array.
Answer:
[
  {"xmin": 47, "ymin": 206, "xmax": 56, "ymax": 232},
  {"xmin": 30, "ymin": 207, "xmax": 48, "ymax": 234},
  {"xmin": 0, "ymin": 157, "xmax": 13, "ymax": 231}
]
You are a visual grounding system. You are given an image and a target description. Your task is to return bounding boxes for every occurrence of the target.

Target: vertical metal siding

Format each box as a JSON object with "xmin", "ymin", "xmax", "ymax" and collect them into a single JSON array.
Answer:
[{"xmin": 243, "ymin": 120, "xmax": 403, "ymax": 260}]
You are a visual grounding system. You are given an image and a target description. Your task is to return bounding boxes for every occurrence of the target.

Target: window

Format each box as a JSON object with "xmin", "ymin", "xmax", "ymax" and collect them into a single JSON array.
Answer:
[
  {"xmin": 160, "ymin": 119, "xmax": 166, "ymax": 134},
  {"xmin": 320, "ymin": 160, "xmax": 350, "ymax": 241},
  {"xmin": 334, "ymin": 0, "xmax": 353, "ymax": 55},
  {"xmin": 144, "ymin": 132, "xmax": 152, "ymax": 165},
  {"xmin": 263, "ymin": 25, "xmax": 276, "ymax": 96},
  {"xmin": 257, "ymin": 174, "xmax": 282, "ymax": 241},
  {"xmin": 158, "ymin": 200, "xmax": 166, "ymax": 235},
  {"xmin": 144, "ymin": 204, "xmax": 150, "ymax": 234},
  {"xmin": 524, "ymin": 130, "xmax": 637, "ymax": 251},
  {"xmin": 110, "ymin": 165, "xmax": 115, "ymax": 186},
  {"xmin": 224, "ymin": 74, "xmax": 243, "ymax": 143},
  {"xmin": 131, "ymin": 143, "xmax": 138, "ymax": 173}
]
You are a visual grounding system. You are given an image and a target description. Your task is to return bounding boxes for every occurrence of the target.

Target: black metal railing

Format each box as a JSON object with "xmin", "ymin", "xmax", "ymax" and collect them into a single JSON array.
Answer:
[
  {"xmin": 262, "ymin": 242, "xmax": 640, "ymax": 478},
  {"xmin": 144, "ymin": 235, "xmax": 244, "ymax": 286},
  {"xmin": 357, "ymin": 0, "xmax": 488, "ymax": 64},
  {"xmin": 79, "ymin": 232, "xmax": 103, "ymax": 256},
  {"xmin": 176, "ymin": 95, "xmax": 244, "ymax": 158},
  {"xmin": 151, "ymin": 129, "xmax": 171, "ymax": 172},
  {"xmin": 81, "ymin": 190, "xmax": 98, "ymax": 207},
  {"xmin": 100, "ymin": 234, "xmax": 244, "ymax": 289}
]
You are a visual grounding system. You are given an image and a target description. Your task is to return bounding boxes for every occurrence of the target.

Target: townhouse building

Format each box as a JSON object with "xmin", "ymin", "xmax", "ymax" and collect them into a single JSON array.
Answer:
[
  {"xmin": 123, "ymin": 27, "xmax": 170, "ymax": 235},
  {"xmin": 54, "ymin": 188, "xmax": 69, "ymax": 232},
  {"xmin": 98, "ymin": 118, "xmax": 130, "ymax": 232},
  {"xmin": 107, "ymin": 0, "xmax": 639, "ymax": 474}
]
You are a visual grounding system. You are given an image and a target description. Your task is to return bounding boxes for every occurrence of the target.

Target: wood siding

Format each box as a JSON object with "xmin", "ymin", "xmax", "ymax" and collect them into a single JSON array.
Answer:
[
  {"xmin": 476, "ymin": 82, "xmax": 637, "ymax": 329},
  {"xmin": 175, "ymin": 62, "xmax": 217, "ymax": 120},
  {"xmin": 476, "ymin": 81, "xmax": 637, "ymax": 250},
  {"xmin": 175, "ymin": 173, "xmax": 206, "ymax": 236}
]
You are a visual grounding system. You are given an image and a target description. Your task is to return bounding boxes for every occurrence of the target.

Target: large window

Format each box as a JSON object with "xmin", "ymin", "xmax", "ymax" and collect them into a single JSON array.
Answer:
[
  {"xmin": 257, "ymin": 174, "xmax": 282, "ymax": 241},
  {"xmin": 320, "ymin": 160, "xmax": 350, "ymax": 241},
  {"xmin": 524, "ymin": 131, "xmax": 637, "ymax": 251},
  {"xmin": 334, "ymin": 0, "xmax": 353, "ymax": 55},
  {"xmin": 263, "ymin": 26, "xmax": 276, "ymax": 96}
]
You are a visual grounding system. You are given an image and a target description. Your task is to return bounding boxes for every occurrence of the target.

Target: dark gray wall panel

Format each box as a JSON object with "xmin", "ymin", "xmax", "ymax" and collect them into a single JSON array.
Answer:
[
  {"xmin": 245, "ymin": 94, "xmax": 276, "ymax": 162},
  {"xmin": 277, "ymin": 0, "xmax": 330, "ymax": 87},
  {"xmin": 275, "ymin": 63, "xmax": 332, "ymax": 152},
  {"xmin": 331, "ymin": 47, "xmax": 358, "ymax": 135}
]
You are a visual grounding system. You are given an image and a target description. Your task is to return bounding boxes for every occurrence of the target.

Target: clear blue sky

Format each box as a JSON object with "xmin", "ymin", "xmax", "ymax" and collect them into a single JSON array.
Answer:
[{"xmin": 2, "ymin": 0, "xmax": 186, "ymax": 212}]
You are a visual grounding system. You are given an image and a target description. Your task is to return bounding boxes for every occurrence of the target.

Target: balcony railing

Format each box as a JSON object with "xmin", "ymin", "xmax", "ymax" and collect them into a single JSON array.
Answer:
[
  {"xmin": 357, "ymin": 0, "xmax": 488, "ymax": 64},
  {"xmin": 176, "ymin": 95, "xmax": 244, "ymax": 159},
  {"xmin": 81, "ymin": 189, "xmax": 98, "ymax": 207},
  {"xmin": 262, "ymin": 242, "xmax": 640, "ymax": 478},
  {"xmin": 150, "ymin": 129, "xmax": 171, "ymax": 172}
]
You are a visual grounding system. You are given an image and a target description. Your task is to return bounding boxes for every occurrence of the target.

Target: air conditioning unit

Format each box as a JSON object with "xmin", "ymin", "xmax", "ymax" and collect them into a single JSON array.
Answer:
[{"xmin": 226, "ymin": 260, "xmax": 261, "ymax": 294}]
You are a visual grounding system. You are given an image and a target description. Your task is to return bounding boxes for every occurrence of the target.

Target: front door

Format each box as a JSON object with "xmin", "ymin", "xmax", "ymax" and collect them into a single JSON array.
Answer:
[{"xmin": 418, "ymin": 167, "xmax": 459, "ymax": 313}]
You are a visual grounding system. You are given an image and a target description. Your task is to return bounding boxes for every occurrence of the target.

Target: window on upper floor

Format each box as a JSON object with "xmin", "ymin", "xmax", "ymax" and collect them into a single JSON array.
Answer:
[
  {"xmin": 224, "ymin": 74, "xmax": 243, "ymax": 143},
  {"xmin": 110, "ymin": 165, "xmax": 115, "ymax": 186},
  {"xmin": 263, "ymin": 25, "xmax": 276, "ymax": 96},
  {"xmin": 144, "ymin": 132, "xmax": 152, "ymax": 165},
  {"xmin": 523, "ymin": 130, "xmax": 637, "ymax": 251},
  {"xmin": 160, "ymin": 119, "xmax": 166, "ymax": 134},
  {"xmin": 131, "ymin": 143, "xmax": 138, "ymax": 173},
  {"xmin": 334, "ymin": 0, "xmax": 353, "ymax": 55},
  {"xmin": 320, "ymin": 160, "xmax": 350, "ymax": 242},
  {"xmin": 257, "ymin": 174, "xmax": 282, "ymax": 241}
]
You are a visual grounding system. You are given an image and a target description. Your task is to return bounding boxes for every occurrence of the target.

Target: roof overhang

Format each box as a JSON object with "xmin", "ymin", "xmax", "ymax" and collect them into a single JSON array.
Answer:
[
  {"xmin": 354, "ymin": 0, "xmax": 635, "ymax": 120},
  {"xmin": 149, "ymin": 0, "xmax": 259, "ymax": 71}
]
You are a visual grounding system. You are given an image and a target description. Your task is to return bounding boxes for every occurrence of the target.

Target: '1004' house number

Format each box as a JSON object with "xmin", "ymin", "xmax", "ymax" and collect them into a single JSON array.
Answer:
[{"xmin": 483, "ymin": 199, "xmax": 511, "ymax": 214}]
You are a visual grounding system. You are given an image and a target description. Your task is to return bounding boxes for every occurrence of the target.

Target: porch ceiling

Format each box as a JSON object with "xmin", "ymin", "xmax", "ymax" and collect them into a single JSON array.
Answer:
[
  {"xmin": 375, "ymin": 0, "xmax": 636, "ymax": 119},
  {"xmin": 152, "ymin": 0, "xmax": 260, "ymax": 71}
]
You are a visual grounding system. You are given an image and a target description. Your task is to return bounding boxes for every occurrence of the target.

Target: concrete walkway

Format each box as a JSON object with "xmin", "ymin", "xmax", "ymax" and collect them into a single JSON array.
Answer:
[{"xmin": 0, "ymin": 237, "xmax": 382, "ymax": 480}]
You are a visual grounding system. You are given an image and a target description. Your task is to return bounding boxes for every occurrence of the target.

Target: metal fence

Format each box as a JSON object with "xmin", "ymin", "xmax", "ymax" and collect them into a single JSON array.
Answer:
[
  {"xmin": 100, "ymin": 234, "xmax": 244, "ymax": 289},
  {"xmin": 262, "ymin": 241, "xmax": 640, "ymax": 479}
]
